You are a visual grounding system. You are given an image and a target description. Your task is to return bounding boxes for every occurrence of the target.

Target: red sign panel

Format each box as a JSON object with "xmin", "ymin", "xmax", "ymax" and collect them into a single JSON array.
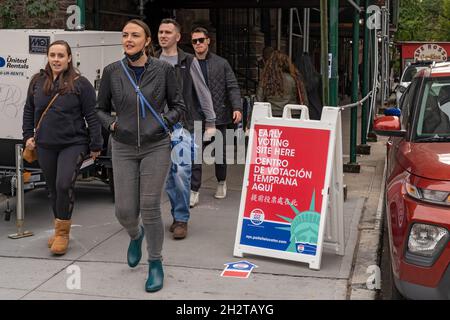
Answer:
[{"xmin": 239, "ymin": 124, "xmax": 331, "ymax": 255}]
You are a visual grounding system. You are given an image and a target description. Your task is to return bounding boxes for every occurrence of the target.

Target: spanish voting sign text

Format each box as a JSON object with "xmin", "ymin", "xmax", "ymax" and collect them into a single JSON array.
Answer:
[{"xmin": 237, "ymin": 124, "xmax": 331, "ymax": 257}]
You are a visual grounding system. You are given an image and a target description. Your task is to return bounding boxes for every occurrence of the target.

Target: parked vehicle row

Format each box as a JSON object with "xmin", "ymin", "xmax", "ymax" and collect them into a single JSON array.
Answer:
[
  {"xmin": 395, "ymin": 61, "xmax": 433, "ymax": 106},
  {"xmin": 375, "ymin": 61, "xmax": 450, "ymax": 299}
]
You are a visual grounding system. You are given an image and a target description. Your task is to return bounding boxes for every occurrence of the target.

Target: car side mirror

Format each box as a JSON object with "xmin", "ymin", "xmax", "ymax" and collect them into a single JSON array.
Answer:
[{"xmin": 373, "ymin": 115, "xmax": 406, "ymax": 137}]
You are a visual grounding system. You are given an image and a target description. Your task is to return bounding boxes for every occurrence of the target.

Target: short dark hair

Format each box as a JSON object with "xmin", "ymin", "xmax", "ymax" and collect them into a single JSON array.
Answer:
[
  {"xmin": 160, "ymin": 18, "xmax": 181, "ymax": 33},
  {"xmin": 191, "ymin": 27, "xmax": 209, "ymax": 38}
]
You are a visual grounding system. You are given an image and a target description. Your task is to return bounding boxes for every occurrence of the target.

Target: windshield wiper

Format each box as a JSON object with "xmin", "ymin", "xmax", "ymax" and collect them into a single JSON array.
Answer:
[{"xmin": 415, "ymin": 135, "xmax": 450, "ymax": 142}]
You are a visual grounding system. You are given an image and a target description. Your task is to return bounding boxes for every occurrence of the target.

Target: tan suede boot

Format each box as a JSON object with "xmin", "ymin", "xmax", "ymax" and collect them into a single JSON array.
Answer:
[
  {"xmin": 48, "ymin": 235, "xmax": 55, "ymax": 248},
  {"xmin": 50, "ymin": 219, "xmax": 72, "ymax": 255},
  {"xmin": 48, "ymin": 219, "xmax": 56, "ymax": 248}
]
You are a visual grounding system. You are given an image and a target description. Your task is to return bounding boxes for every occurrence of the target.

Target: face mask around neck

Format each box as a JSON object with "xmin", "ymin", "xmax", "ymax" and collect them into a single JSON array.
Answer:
[{"xmin": 125, "ymin": 49, "xmax": 145, "ymax": 62}]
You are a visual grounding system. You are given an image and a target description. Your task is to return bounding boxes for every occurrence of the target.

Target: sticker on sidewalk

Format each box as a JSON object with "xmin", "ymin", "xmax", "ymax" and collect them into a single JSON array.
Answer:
[{"xmin": 221, "ymin": 260, "xmax": 258, "ymax": 278}]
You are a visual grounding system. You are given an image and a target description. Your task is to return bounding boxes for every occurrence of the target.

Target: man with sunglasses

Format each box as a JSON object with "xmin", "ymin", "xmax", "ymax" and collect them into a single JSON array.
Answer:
[
  {"xmin": 156, "ymin": 19, "xmax": 216, "ymax": 239},
  {"xmin": 190, "ymin": 27, "xmax": 242, "ymax": 207}
]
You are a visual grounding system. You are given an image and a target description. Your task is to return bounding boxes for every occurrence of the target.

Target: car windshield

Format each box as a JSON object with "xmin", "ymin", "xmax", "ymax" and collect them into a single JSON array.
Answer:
[
  {"xmin": 402, "ymin": 65, "xmax": 428, "ymax": 82},
  {"xmin": 415, "ymin": 77, "xmax": 450, "ymax": 141}
]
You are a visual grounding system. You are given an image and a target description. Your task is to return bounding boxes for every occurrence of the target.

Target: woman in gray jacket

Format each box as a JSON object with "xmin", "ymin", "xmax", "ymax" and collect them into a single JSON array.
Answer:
[{"xmin": 96, "ymin": 19, "xmax": 186, "ymax": 293}]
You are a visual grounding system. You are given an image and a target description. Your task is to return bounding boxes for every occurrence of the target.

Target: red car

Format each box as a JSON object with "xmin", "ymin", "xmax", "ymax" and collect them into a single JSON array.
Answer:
[{"xmin": 374, "ymin": 61, "xmax": 450, "ymax": 299}]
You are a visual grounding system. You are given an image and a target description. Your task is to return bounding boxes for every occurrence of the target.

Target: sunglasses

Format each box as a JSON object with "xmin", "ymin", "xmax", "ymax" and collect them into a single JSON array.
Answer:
[{"xmin": 191, "ymin": 37, "xmax": 207, "ymax": 45}]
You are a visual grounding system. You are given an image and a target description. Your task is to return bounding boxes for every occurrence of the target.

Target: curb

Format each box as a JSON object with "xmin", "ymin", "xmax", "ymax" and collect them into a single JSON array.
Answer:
[{"xmin": 349, "ymin": 156, "xmax": 386, "ymax": 300}]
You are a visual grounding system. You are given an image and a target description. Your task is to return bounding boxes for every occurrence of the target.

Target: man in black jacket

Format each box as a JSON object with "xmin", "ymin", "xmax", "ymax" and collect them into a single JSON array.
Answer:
[
  {"xmin": 157, "ymin": 19, "xmax": 216, "ymax": 239},
  {"xmin": 190, "ymin": 27, "xmax": 242, "ymax": 204}
]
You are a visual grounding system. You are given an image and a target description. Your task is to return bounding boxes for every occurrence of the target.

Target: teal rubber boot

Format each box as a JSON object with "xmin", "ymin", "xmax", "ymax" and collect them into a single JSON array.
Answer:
[
  {"xmin": 145, "ymin": 260, "xmax": 164, "ymax": 292},
  {"xmin": 127, "ymin": 225, "xmax": 144, "ymax": 268}
]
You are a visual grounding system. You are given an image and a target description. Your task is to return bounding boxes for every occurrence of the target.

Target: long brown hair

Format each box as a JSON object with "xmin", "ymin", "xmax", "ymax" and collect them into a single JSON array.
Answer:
[
  {"xmin": 31, "ymin": 40, "xmax": 80, "ymax": 96},
  {"xmin": 124, "ymin": 19, "xmax": 155, "ymax": 57},
  {"xmin": 260, "ymin": 50, "xmax": 308, "ymax": 105}
]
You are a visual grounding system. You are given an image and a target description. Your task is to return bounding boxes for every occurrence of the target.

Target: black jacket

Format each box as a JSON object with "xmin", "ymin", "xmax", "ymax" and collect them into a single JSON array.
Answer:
[
  {"xmin": 202, "ymin": 52, "xmax": 242, "ymax": 125},
  {"xmin": 22, "ymin": 74, "xmax": 103, "ymax": 151},
  {"xmin": 155, "ymin": 48, "xmax": 207, "ymax": 132},
  {"xmin": 95, "ymin": 57, "xmax": 186, "ymax": 146}
]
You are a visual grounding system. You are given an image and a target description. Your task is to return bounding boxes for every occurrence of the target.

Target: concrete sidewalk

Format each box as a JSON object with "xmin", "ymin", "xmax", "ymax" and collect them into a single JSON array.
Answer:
[{"xmin": 0, "ymin": 107, "xmax": 387, "ymax": 300}]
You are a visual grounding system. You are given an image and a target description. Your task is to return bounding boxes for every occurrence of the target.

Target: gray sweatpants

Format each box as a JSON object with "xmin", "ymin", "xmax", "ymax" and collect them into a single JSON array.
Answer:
[{"xmin": 111, "ymin": 138, "xmax": 171, "ymax": 261}]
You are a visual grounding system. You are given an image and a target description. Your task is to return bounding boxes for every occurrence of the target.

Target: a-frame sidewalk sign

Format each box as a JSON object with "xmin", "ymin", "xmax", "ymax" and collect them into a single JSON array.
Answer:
[{"xmin": 233, "ymin": 103, "xmax": 345, "ymax": 270}]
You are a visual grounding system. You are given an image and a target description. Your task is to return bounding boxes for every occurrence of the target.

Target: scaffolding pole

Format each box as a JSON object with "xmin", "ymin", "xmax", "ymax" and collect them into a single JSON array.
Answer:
[
  {"xmin": 345, "ymin": 0, "xmax": 361, "ymax": 173},
  {"xmin": 303, "ymin": 8, "xmax": 310, "ymax": 53},
  {"xmin": 357, "ymin": 0, "xmax": 371, "ymax": 155},
  {"xmin": 329, "ymin": 0, "xmax": 339, "ymax": 107},
  {"xmin": 320, "ymin": 0, "xmax": 329, "ymax": 106}
]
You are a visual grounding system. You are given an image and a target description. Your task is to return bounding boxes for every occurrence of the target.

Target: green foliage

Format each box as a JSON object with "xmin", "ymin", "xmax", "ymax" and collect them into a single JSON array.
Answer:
[
  {"xmin": 0, "ymin": 0, "xmax": 22, "ymax": 28},
  {"xmin": 436, "ymin": 0, "xmax": 450, "ymax": 41},
  {"xmin": 0, "ymin": 0, "xmax": 58, "ymax": 28},
  {"xmin": 26, "ymin": 0, "xmax": 58, "ymax": 17},
  {"xmin": 396, "ymin": 0, "xmax": 450, "ymax": 41}
]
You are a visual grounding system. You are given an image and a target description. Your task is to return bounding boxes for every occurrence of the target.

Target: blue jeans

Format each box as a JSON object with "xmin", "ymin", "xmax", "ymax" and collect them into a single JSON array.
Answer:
[{"xmin": 165, "ymin": 130, "xmax": 194, "ymax": 223}]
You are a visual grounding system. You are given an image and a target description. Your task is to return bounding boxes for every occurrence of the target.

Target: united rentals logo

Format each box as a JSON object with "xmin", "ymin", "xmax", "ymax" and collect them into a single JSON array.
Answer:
[
  {"xmin": 2, "ymin": 56, "xmax": 29, "ymax": 69},
  {"xmin": 0, "ymin": 55, "xmax": 29, "ymax": 77},
  {"xmin": 414, "ymin": 44, "xmax": 448, "ymax": 62}
]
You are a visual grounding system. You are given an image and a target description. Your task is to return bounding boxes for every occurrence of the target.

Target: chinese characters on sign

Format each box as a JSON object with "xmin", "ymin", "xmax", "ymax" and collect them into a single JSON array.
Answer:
[{"xmin": 238, "ymin": 124, "xmax": 330, "ymax": 256}]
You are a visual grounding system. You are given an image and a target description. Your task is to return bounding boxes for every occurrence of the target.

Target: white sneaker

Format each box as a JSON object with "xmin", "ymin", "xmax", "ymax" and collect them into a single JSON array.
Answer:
[
  {"xmin": 190, "ymin": 191, "xmax": 199, "ymax": 208},
  {"xmin": 214, "ymin": 181, "xmax": 227, "ymax": 199}
]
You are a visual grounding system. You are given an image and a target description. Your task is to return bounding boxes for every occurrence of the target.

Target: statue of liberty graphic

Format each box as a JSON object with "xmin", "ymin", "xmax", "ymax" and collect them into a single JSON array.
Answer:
[{"xmin": 276, "ymin": 190, "xmax": 321, "ymax": 255}]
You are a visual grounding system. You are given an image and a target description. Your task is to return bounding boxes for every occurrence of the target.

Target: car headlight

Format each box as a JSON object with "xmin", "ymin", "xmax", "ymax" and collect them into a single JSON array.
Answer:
[
  {"xmin": 405, "ymin": 182, "xmax": 450, "ymax": 206},
  {"xmin": 407, "ymin": 223, "xmax": 449, "ymax": 257}
]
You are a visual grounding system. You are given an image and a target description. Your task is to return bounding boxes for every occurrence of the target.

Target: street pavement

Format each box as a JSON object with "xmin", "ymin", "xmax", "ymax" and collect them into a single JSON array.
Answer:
[{"xmin": 0, "ymin": 105, "xmax": 387, "ymax": 300}]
